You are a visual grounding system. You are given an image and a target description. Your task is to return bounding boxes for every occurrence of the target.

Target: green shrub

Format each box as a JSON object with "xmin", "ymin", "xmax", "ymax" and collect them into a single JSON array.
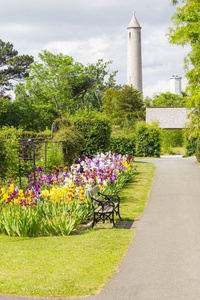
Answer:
[
  {"xmin": 109, "ymin": 134, "xmax": 135, "ymax": 155},
  {"xmin": 0, "ymin": 138, "xmax": 8, "ymax": 181},
  {"xmin": 38, "ymin": 142, "xmax": 64, "ymax": 172},
  {"xmin": 53, "ymin": 126, "xmax": 83, "ymax": 167},
  {"xmin": 185, "ymin": 130, "xmax": 197, "ymax": 157},
  {"xmin": 72, "ymin": 110, "xmax": 111, "ymax": 156},
  {"xmin": 20, "ymin": 130, "xmax": 51, "ymax": 140},
  {"xmin": 135, "ymin": 122, "xmax": 161, "ymax": 157},
  {"xmin": 0, "ymin": 127, "xmax": 22, "ymax": 183},
  {"xmin": 161, "ymin": 129, "xmax": 185, "ymax": 149}
]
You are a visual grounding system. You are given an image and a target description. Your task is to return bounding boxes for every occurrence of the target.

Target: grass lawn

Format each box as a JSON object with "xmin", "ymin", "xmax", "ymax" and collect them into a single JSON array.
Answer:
[
  {"xmin": 0, "ymin": 161, "xmax": 156, "ymax": 298},
  {"xmin": 119, "ymin": 161, "xmax": 156, "ymax": 221}
]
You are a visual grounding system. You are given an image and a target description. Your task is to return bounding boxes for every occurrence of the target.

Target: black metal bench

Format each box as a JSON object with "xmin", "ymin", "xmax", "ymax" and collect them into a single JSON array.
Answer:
[{"xmin": 88, "ymin": 186, "xmax": 122, "ymax": 228}]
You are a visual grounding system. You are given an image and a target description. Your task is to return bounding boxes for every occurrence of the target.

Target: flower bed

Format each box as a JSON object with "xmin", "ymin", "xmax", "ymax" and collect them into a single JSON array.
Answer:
[{"xmin": 0, "ymin": 152, "xmax": 135, "ymax": 237}]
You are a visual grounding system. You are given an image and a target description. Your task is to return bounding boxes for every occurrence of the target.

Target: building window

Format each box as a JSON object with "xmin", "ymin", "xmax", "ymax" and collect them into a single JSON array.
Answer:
[{"xmin": 129, "ymin": 32, "xmax": 131, "ymax": 39}]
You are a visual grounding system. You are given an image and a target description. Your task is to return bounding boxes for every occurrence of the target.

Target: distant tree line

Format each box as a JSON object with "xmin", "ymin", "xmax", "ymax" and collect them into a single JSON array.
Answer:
[{"xmin": 0, "ymin": 40, "xmax": 145, "ymax": 131}]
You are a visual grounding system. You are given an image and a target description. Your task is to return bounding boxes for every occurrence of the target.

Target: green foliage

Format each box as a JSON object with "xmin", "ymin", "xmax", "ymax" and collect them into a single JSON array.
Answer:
[
  {"xmin": 39, "ymin": 142, "xmax": 64, "ymax": 171},
  {"xmin": 0, "ymin": 138, "xmax": 8, "ymax": 179},
  {"xmin": 12, "ymin": 54, "xmax": 118, "ymax": 131},
  {"xmin": 103, "ymin": 85, "xmax": 144, "ymax": 124},
  {"xmin": 53, "ymin": 118, "xmax": 83, "ymax": 166},
  {"xmin": 109, "ymin": 134, "xmax": 136, "ymax": 155},
  {"xmin": 72, "ymin": 111, "xmax": 111, "ymax": 156},
  {"xmin": 0, "ymin": 127, "xmax": 53, "ymax": 183},
  {"xmin": 168, "ymin": 0, "xmax": 200, "ymax": 139},
  {"xmin": 0, "ymin": 83, "xmax": 58, "ymax": 131},
  {"xmin": 149, "ymin": 92, "xmax": 186, "ymax": 107},
  {"xmin": 0, "ymin": 127, "xmax": 22, "ymax": 183},
  {"xmin": 0, "ymin": 198, "xmax": 92, "ymax": 237},
  {"xmin": 161, "ymin": 129, "xmax": 185, "ymax": 151},
  {"xmin": 22, "ymin": 50, "xmax": 82, "ymax": 117},
  {"xmin": 84, "ymin": 59, "xmax": 118, "ymax": 110},
  {"xmin": 185, "ymin": 131, "xmax": 197, "ymax": 157},
  {"xmin": 135, "ymin": 122, "xmax": 161, "ymax": 157}
]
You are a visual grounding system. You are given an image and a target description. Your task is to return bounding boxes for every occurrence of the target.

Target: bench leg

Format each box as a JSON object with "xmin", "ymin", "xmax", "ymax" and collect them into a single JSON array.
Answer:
[
  {"xmin": 111, "ymin": 211, "xmax": 117, "ymax": 228},
  {"xmin": 92, "ymin": 212, "xmax": 97, "ymax": 227},
  {"xmin": 116, "ymin": 206, "xmax": 122, "ymax": 221}
]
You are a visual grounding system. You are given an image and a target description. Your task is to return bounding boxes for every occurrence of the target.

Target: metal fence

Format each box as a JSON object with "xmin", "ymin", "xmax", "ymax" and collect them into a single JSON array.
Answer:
[{"xmin": 18, "ymin": 138, "xmax": 64, "ymax": 188}]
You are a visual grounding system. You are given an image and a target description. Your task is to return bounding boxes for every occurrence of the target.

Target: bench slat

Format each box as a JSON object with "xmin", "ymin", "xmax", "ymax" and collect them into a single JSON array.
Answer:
[{"xmin": 94, "ymin": 203, "xmax": 118, "ymax": 214}]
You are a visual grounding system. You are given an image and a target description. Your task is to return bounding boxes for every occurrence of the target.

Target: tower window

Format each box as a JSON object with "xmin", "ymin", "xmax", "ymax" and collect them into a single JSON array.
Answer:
[{"xmin": 129, "ymin": 32, "xmax": 131, "ymax": 39}]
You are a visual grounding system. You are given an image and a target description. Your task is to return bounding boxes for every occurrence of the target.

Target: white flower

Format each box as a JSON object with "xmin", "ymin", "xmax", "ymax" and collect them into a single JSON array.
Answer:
[
  {"xmin": 103, "ymin": 180, "xmax": 107, "ymax": 187},
  {"xmin": 97, "ymin": 178, "xmax": 101, "ymax": 184}
]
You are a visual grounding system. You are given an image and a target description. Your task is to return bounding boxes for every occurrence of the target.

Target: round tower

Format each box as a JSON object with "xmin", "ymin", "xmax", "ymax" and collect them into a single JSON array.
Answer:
[{"xmin": 127, "ymin": 12, "xmax": 143, "ymax": 93}]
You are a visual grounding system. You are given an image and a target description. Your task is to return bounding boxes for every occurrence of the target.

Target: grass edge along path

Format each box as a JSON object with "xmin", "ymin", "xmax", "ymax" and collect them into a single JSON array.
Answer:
[{"xmin": 0, "ymin": 161, "xmax": 156, "ymax": 299}]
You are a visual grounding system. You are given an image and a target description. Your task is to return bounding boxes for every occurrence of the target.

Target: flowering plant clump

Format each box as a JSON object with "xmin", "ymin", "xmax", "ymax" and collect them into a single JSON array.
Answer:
[
  {"xmin": 65, "ymin": 152, "xmax": 135, "ymax": 194},
  {"xmin": 0, "ymin": 152, "xmax": 136, "ymax": 237}
]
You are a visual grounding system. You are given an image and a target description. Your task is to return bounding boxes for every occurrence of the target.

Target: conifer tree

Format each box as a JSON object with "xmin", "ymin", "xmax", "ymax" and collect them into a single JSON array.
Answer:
[{"xmin": 0, "ymin": 39, "xmax": 34, "ymax": 93}]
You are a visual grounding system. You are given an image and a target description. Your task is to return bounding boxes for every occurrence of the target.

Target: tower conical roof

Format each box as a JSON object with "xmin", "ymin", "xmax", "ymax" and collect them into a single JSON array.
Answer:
[{"xmin": 127, "ymin": 12, "xmax": 141, "ymax": 28}]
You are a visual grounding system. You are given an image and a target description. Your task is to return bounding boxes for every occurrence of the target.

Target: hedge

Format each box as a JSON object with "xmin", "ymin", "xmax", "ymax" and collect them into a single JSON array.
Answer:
[
  {"xmin": 161, "ymin": 129, "xmax": 185, "ymax": 148},
  {"xmin": 185, "ymin": 130, "xmax": 197, "ymax": 157},
  {"xmin": 109, "ymin": 134, "xmax": 135, "ymax": 155},
  {"xmin": 135, "ymin": 122, "xmax": 161, "ymax": 157},
  {"xmin": 72, "ymin": 111, "xmax": 111, "ymax": 156}
]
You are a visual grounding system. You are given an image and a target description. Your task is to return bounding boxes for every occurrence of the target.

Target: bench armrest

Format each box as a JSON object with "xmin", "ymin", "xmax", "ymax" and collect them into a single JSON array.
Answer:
[
  {"xmin": 90, "ymin": 196, "xmax": 115, "ymax": 210},
  {"xmin": 98, "ymin": 192, "xmax": 120, "ymax": 204}
]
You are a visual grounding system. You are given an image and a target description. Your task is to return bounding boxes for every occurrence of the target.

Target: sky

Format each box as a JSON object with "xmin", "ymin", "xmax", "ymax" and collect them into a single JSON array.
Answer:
[{"xmin": 1, "ymin": 0, "xmax": 190, "ymax": 98}]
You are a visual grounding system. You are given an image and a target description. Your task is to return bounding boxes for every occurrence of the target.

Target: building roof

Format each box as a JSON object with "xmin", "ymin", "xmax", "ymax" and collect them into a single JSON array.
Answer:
[
  {"xmin": 127, "ymin": 12, "xmax": 141, "ymax": 29},
  {"xmin": 146, "ymin": 107, "xmax": 189, "ymax": 129}
]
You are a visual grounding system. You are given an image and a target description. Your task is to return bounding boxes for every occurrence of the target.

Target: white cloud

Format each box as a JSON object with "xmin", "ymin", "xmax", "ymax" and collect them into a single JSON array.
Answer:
[
  {"xmin": 43, "ymin": 35, "xmax": 110, "ymax": 64},
  {"xmin": 0, "ymin": 0, "xmax": 191, "ymax": 99}
]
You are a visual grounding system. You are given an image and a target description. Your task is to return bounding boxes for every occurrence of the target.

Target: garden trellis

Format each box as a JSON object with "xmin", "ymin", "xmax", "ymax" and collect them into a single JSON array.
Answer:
[{"xmin": 18, "ymin": 138, "xmax": 64, "ymax": 188}]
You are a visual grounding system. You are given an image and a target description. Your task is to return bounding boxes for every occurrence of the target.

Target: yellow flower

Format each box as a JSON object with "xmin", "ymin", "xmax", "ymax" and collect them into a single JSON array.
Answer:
[
  {"xmin": 18, "ymin": 189, "xmax": 24, "ymax": 197},
  {"xmin": 41, "ymin": 190, "xmax": 50, "ymax": 198},
  {"xmin": 1, "ymin": 194, "xmax": 9, "ymax": 202},
  {"xmin": 14, "ymin": 199, "xmax": 19, "ymax": 205},
  {"xmin": 9, "ymin": 184, "xmax": 15, "ymax": 193},
  {"xmin": 1, "ymin": 187, "xmax": 6, "ymax": 194},
  {"xmin": 135, "ymin": 175, "xmax": 138, "ymax": 180},
  {"xmin": 63, "ymin": 186, "xmax": 68, "ymax": 193}
]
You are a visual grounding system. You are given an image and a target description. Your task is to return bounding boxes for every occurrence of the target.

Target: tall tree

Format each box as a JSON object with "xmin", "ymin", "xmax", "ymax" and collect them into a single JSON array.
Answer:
[
  {"xmin": 15, "ymin": 52, "xmax": 118, "ymax": 129},
  {"xmin": 84, "ymin": 59, "xmax": 118, "ymax": 110},
  {"xmin": 168, "ymin": 0, "xmax": 200, "ymax": 137},
  {"xmin": 17, "ymin": 50, "xmax": 95, "ymax": 119},
  {"xmin": 103, "ymin": 85, "xmax": 143, "ymax": 124},
  {"xmin": 0, "ymin": 39, "xmax": 34, "ymax": 93}
]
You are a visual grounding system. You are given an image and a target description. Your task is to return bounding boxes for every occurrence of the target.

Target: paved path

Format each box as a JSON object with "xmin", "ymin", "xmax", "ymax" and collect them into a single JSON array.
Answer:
[{"xmin": 1, "ymin": 157, "xmax": 200, "ymax": 300}]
